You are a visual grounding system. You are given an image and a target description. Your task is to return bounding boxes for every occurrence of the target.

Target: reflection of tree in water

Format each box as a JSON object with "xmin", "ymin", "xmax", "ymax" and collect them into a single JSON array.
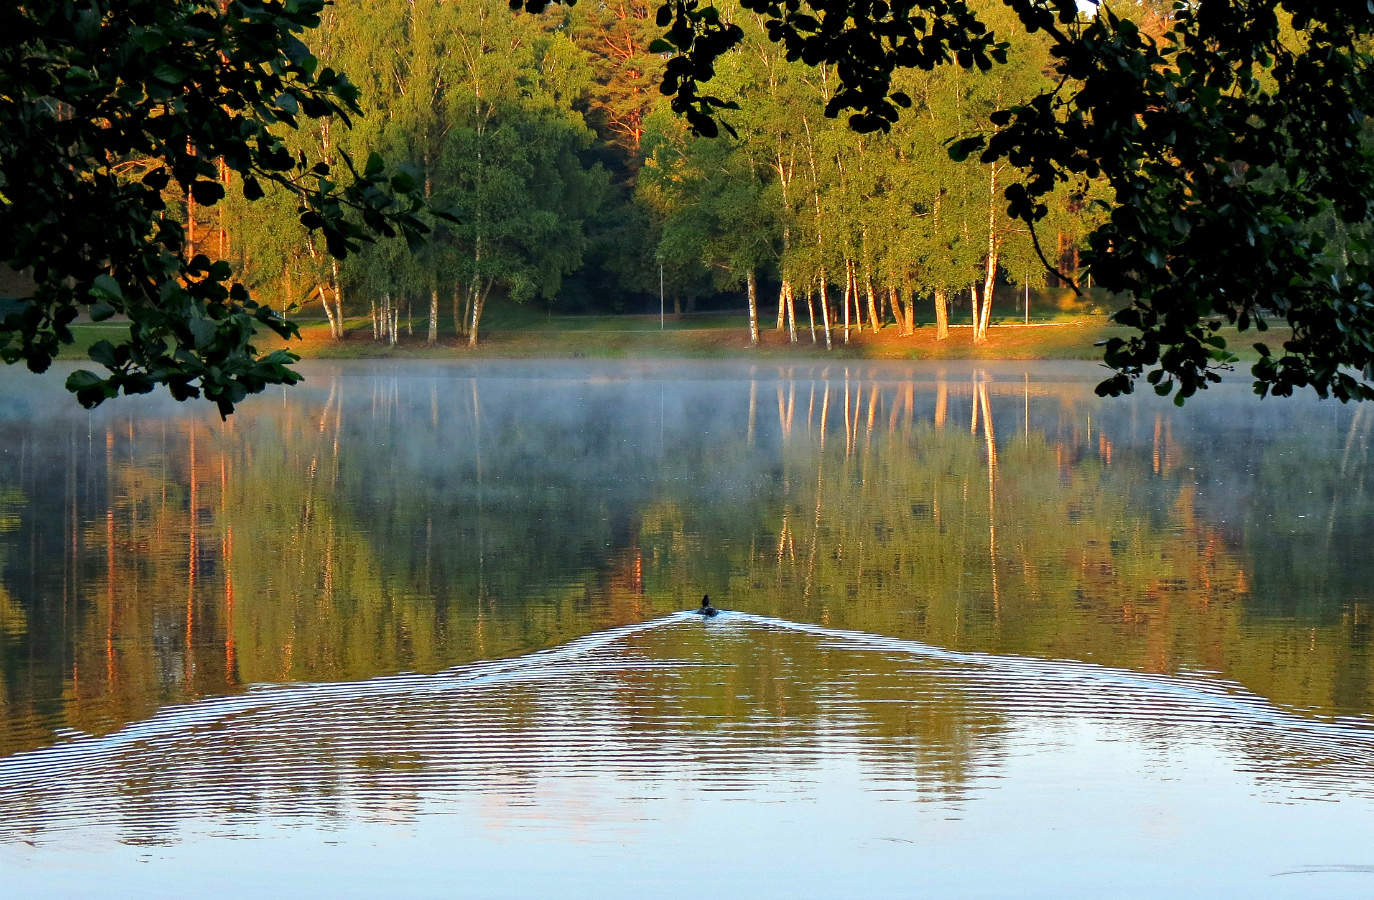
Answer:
[
  {"xmin": 646, "ymin": 370, "xmax": 1374, "ymax": 720},
  {"xmin": 1, "ymin": 364, "xmax": 1373, "ymax": 762}
]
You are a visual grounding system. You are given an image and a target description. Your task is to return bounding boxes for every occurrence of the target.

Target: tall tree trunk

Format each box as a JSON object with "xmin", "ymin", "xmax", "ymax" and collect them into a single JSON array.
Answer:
[
  {"xmin": 467, "ymin": 280, "xmax": 490, "ymax": 348},
  {"xmin": 406, "ymin": 298, "xmax": 413, "ymax": 337},
  {"xmin": 935, "ymin": 287, "xmax": 949, "ymax": 340},
  {"xmin": 806, "ymin": 283, "xmax": 817, "ymax": 344},
  {"xmin": 784, "ymin": 280, "xmax": 797, "ymax": 343},
  {"xmin": 975, "ymin": 165, "xmax": 1000, "ymax": 343},
  {"xmin": 370, "ymin": 298, "xmax": 378, "ymax": 341},
  {"xmin": 842, "ymin": 259, "xmax": 852, "ymax": 343},
  {"xmin": 453, "ymin": 281, "xmax": 465, "ymax": 338},
  {"xmin": 851, "ymin": 260, "xmax": 864, "ymax": 334},
  {"xmin": 864, "ymin": 267, "xmax": 879, "ymax": 334},
  {"xmin": 818, "ymin": 268, "xmax": 833, "ymax": 350},
  {"xmin": 330, "ymin": 259, "xmax": 344, "ymax": 340},
  {"xmin": 903, "ymin": 282, "xmax": 915, "ymax": 335},
  {"xmin": 318, "ymin": 285, "xmax": 338, "ymax": 338},
  {"xmin": 428, "ymin": 278, "xmax": 439, "ymax": 344},
  {"xmin": 776, "ymin": 282, "xmax": 786, "ymax": 331},
  {"xmin": 747, "ymin": 269, "xmax": 759, "ymax": 346}
]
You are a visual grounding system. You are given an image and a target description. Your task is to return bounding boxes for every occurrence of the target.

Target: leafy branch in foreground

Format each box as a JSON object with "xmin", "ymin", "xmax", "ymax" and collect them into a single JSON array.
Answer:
[{"xmin": 1, "ymin": 0, "xmax": 439, "ymax": 415}]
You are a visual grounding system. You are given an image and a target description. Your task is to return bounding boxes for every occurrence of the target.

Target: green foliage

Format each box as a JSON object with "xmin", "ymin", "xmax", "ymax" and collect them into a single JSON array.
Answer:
[
  {"xmin": 647, "ymin": 0, "xmax": 1374, "ymax": 402},
  {"xmin": 0, "ymin": 0, "xmax": 440, "ymax": 414}
]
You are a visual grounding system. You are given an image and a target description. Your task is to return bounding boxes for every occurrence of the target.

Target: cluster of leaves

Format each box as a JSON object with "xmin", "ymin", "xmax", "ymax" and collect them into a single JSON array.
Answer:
[
  {"xmin": 0, "ymin": 0, "xmax": 434, "ymax": 415},
  {"xmin": 643, "ymin": 0, "xmax": 1374, "ymax": 403}
]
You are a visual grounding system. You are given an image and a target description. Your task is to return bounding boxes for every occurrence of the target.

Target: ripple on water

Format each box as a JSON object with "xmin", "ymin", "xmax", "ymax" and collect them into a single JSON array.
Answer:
[{"xmin": 2, "ymin": 613, "xmax": 1374, "ymax": 898}]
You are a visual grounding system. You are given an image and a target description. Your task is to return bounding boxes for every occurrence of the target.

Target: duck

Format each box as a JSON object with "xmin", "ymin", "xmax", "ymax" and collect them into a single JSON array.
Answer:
[{"xmin": 695, "ymin": 594, "xmax": 719, "ymax": 618}]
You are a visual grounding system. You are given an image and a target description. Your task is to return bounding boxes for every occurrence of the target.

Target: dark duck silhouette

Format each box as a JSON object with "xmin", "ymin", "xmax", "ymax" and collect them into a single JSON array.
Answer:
[{"xmin": 695, "ymin": 594, "xmax": 719, "ymax": 618}]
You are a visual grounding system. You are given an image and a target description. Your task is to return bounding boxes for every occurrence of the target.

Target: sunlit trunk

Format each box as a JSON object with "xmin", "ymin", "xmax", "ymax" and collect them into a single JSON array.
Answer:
[
  {"xmin": 330, "ymin": 259, "xmax": 344, "ymax": 339},
  {"xmin": 784, "ymin": 280, "xmax": 797, "ymax": 343},
  {"xmin": 818, "ymin": 268, "xmax": 832, "ymax": 350},
  {"xmin": 935, "ymin": 287, "xmax": 949, "ymax": 340},
  {"xmin": 842, "ymin": 259, "xmax": 852, "ymax": 343},
  {"xmin": 317, "ymin": 285, "xmax": 338, "ymax": 338},
  {"xmin": 864, "ymin": 267, "xmax": 879, "ymax": 334},
  {"xmin": 806, "ymin": 283, "xmax": 817, "ymax": 344},
  {"xmin": 974, "ymin": 165, "xmax": 1000, "ymax": 343},
  {"xmin": 747, "ymin": 269, "xmax": 759, "ymax": 346}
]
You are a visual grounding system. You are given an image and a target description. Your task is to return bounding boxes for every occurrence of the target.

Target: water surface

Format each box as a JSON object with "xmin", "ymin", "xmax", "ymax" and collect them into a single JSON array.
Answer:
[{"xmin": 0, "ymin": 360, "xmax": 1371, "ymax": 895}]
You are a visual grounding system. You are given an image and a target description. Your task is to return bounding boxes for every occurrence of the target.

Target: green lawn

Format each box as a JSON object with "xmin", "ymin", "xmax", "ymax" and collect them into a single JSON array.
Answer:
[{"xmin": 54, "ymin": 307, "xmax": 1289, "ymax": 366}]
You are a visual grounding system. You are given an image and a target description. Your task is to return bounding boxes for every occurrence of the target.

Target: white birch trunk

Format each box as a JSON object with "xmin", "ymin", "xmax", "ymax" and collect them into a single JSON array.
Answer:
[
  {"xmin": 818, "ymin": 268, "xmax": 832, "ymax": 350},
  {"xmin": 747, "ymin": 269, "xmax": 759, "ymax": 346},
  {"xmin": 318, "ymin": 285, "xmax": 338, "ymax": 338},
  {"xmin": 428, "ymin": 280, "xmax": 438, "ymax": 344},
  {"xmin": 842, "ymin": 259, "xmax": 852, "ymax": 343},
  {"xmin": 784, "ymin": 280, "xmax": 797, "ymax": 343}
]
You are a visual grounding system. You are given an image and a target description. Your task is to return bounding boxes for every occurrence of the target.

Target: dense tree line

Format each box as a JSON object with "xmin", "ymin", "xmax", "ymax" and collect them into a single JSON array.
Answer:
[{"xmin": 204, "ymin": 0, "xmax": 1106, "ymax": 347}]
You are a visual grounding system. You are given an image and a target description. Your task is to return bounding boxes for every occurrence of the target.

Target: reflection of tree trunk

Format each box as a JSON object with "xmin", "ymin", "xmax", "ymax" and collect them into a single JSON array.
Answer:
[
  {"xmin": 187, "ymin": 426, "xmax": 197, "ymax": 686},
  {"xmin": 935, "ymin": 379, "xmax": 948, "ymax": 429},
  {"xmin": 471, "ymin": 378, "xmax": 486, "ymax": 605},
  {"xmin": 843, "ymin": 377, "xmax": 853, "ymax": 456},
  {"xmin": 748, "ymin": 379, "xmax": 757, "ymax": 446},
  {"xmin": 805, "ymin": 459, "xmax": 823, "ymax": 601},
  {"xmin": 776, "ymin": 382, "xmax": 796, "ymax": 438},
  {"xmin": 866, "ymin": 380, "xmax": 879, "ymax": 447},
  {"xmin": 819, "ymin": 382, "xmax": 830, "ymax": 451},
  {"xmin": 978, "ymin": 378, "xmax": 999, "ymax": 619}
]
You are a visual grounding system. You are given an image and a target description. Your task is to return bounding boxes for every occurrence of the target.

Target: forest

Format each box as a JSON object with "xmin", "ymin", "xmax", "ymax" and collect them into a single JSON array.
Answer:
[{"xmin": 206, "ymin": 0, "xmax": 1129, "ymax": 347}]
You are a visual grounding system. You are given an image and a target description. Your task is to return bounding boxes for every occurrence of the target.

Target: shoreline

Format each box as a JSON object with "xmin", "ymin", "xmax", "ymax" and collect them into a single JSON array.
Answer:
[{"xmin": 55, "ymin": 314, "xmax": 1285, "ymax": 365}]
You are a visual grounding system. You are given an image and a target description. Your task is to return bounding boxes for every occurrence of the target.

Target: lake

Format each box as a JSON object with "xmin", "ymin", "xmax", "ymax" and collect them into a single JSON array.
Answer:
[{"xmin": 1, "ymin": 359, "xmax": 1372, "ymax": 897}]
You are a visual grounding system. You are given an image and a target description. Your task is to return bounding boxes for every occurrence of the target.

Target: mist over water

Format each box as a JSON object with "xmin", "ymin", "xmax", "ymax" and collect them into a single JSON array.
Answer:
[{"xmin": 0, "ymin": 360, "xmax": 1372, "ymax": 896}]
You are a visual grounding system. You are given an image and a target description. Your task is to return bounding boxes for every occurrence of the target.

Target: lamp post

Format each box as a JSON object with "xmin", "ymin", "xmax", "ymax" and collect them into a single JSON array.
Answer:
[{"xmin": 659, "ymin": 258, "xmax": 665, "ymax": 331}]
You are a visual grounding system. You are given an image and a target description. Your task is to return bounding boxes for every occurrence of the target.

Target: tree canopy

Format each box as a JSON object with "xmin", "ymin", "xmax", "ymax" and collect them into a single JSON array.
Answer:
[
  {"xmin": 9, "ymin": 0, "xmax": 1373, "ymax": 409},
  {"xmin": 627, "ymin": 0, "xmax": 1374, "ymax": 402}
]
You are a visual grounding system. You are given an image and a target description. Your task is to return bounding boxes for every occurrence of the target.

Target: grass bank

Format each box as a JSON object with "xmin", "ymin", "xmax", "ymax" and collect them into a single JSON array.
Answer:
[{"xmin": 56, "ymin": 307, "xmax": 1289, "ymax": 365}]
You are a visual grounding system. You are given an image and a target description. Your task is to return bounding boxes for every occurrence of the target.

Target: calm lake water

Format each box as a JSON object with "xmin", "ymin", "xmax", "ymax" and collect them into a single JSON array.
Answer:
[{"xmin": 1, "ymin": 359, "xmax": 1372, "ymax": 896}]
